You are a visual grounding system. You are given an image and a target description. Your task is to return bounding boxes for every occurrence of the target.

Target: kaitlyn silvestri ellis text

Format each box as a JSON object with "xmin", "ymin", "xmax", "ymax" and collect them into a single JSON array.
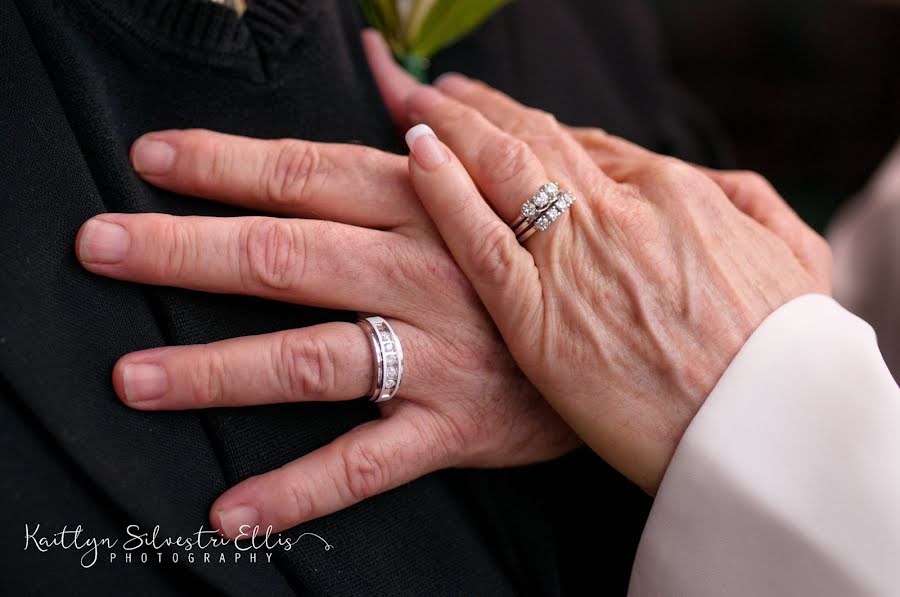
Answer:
[{"xmin": 23, "ymin": 523, "xmax": 333, "ymax": 569}]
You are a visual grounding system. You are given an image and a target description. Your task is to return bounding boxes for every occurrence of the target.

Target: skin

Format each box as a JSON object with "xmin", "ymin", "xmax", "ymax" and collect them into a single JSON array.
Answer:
[
  {"xmin": 75, "ymin": 121, "xmax": 585, "ymax": 537},
  {"xmin": 382, "ymin": 66, "xmax": 833, "ymax": 492},
  {"xmin": 74, "ymin": 30, "xmax": 831, "ymax": 536}
]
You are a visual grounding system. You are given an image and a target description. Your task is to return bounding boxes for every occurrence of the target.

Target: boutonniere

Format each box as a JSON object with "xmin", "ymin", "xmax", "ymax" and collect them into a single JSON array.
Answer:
[{"xmin": 359, "ymin": 0, "xmax": 512, "ymax": 82}]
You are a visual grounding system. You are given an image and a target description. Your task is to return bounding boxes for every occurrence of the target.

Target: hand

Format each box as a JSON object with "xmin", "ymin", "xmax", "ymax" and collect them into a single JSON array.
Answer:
[
  {"xmin": 75, "ymin": 128, "xmax": 578, "ymax": 537},
  {"xmin": 365, "ymin": 35, "xmax": 831, "ymax": 493}
]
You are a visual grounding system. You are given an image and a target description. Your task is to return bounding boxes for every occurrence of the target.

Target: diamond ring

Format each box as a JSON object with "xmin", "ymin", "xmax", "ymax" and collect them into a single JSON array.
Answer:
[
  {"xmin": 357, "ymin": 316, "xmax": 404, "ymax": 403},
  {"xmin": 510, "ymin": 182, "xmax": 577, "ymax": 244}
]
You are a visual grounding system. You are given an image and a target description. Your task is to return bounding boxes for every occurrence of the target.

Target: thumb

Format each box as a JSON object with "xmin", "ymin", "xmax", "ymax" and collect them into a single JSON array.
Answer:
[{"xmin": 404, "ymin": 124, "xmax": 540, "ymax": 337}]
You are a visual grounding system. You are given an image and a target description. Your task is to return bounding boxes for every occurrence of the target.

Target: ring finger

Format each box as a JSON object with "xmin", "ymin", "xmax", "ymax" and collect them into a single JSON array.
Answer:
[{"xmin": 112, "ymin": 320, "xmax": 423, "ymax": 409}]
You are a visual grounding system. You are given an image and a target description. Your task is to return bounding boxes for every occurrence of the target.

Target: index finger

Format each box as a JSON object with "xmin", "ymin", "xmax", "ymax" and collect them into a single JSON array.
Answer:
[{"xmin": 130, "ymin": 129, "xmax": 421, "ymax": 229}]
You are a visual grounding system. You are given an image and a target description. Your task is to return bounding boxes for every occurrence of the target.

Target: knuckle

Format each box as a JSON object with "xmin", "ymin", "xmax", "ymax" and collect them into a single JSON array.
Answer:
[
  {"xmin": 469, "ymin": 219, "xmax": 518, "ymax": 288},
  {"xmin": 204, "ymin": 138, "xmax": 235, "ymax": 187},
  {"xmin": 647, "ymin": 157, "xmax": 699, "ymax": 186},
  {"xmin": 241, "ymin": 218, "xmax": 305, "ymax": 291},
  {"xmin": 633, "ymin": 157, "xmax": 708, "ymax": 202},
  {"xmin": 341, "ymin": 440, "xmax": 387, "ymax": 503},
  {"xmin": 408, "ymin": 412, "xmax": 460, "ymax": 465},
  {"xmin": 285, "ymin": 479, "xmax": 316, "ymax": 524},
  {"xmin": 809, "ymin": 232, "xmax": 834, "ymax": 267},
  {"xmin": 524, "ymin": 108, "xmax": 560, "ymax": 132},
  {"xmin": 154, "ymin": 216, "xmax": 193, "ymax": 280},
  {"xmin": 816, "ymin": 235, "xmax": 833, "ymax": 262},
  {"xmin": 439, "ymin": 101, "xmax": 479, "ymax": 130},
  {"xmin": 573, "ymin": 127, "xmax": 611, "ymax": 150},
  {"xmin": 478, "ymin": 136, "xmax": 535, "ymax": 187},
  {"xmin": 274, "ymin": 333, "xmax": 335, "ymax": 400},
  {"xmin": 735, "ymin": 170, "xmax": 774, "ymax": 193},
  {"xmin": 266, "ymin": 140, "xmax": 326, "ymax": 207},
  {"xmin": 192, "ymin": 349, "xmax": 228, "ymax": 406}
]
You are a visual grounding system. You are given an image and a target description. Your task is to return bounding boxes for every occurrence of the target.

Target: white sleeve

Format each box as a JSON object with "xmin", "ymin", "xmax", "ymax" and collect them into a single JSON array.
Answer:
[{"xmin": 629, "ymin": 294, "xmax": 900, "ymax": 597}]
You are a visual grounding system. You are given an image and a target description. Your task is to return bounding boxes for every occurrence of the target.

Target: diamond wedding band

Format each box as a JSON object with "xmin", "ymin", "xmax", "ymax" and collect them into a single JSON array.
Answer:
[
  {"xmin": 358, "ymin": 316, "xmax": 404, "ymax": 403},
  {"xmin": 511, "ymin": 182, "xmax": 577, "ymax": 243}
]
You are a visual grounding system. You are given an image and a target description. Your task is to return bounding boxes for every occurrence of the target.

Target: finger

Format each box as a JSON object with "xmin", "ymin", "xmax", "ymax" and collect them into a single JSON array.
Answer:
[
  {"xmin": 112, "ymin": 323, "xmax": 374, "ymax": 409},
  {"xmin": 76, "ymin": 214, "xmax": 405, "ymax": 314},
  {"xmin": 210, "ymin": 408, "xmax": 454, "ymax": 536},
  {"xmin": 405, "ymin": 124, "xmax": 540, "ymax": 338},
  {"xmin": 130, "ymin": 129, "xmax": 419, "ymax": 228},
  {"xmin": 567, "ymin": 127, "xmax": 654, "ymax": 160},
  {"xmin": 566, "ymin": 126, "xmax": 658, "ymax": 180},
  {"xmin": 361, "ymin": 28, "xmax": 419, "ymax": 130},
  {"xmin": 567, "ymin": 126, "xmax": 826, "ymax": 274},
  {"xmin": 363, "ymin": 39, "xmax": 595, "ymax": 220},
  {"xmin": 702, "ymin": 169, "xmax": 832, "ymax": 284},
  {"xmin": 405, "ymin": 86, "xmax": 551, "ymax": 224},
  {"xmin": 433, "ymin": 74, "xmax": 607, "ymax": 191},
  {"xmin": 434, "ymin": 73, "xmax": 559, "ymax": 139}
]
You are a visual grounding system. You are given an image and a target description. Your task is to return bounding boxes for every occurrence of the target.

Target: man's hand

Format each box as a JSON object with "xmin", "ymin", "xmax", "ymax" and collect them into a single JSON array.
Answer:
[{"xmin": 76, "ymin": 128, "xmax": 579, "ymax": 537}]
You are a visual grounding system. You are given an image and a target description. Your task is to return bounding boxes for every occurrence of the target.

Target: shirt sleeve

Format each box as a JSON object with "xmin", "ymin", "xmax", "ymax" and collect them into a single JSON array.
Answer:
[{"xmin": 629, "ymin": 294, "xmax": 900, "ymax": 597}]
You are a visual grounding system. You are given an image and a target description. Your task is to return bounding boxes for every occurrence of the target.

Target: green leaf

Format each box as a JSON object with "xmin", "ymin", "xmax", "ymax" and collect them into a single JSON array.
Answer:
[
  {"xmin": 404, "ymin": 0, "xmax": 439, "ymax": 44},
  {"xmin": 358, "ymin": 0, "xmax": 404, "ymax": 54},
  {"xmin": 407, "ymin": 0, "xmax": 512, "ymax": 59},
  {"xmin": 359, "ymin": 0, "xmax": 513, "ymax": 81}
]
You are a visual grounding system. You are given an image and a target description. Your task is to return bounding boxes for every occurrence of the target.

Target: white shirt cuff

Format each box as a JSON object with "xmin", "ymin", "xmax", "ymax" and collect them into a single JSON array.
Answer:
[{"xmin": 629, "ymin": 295, "xmax": 900, "ymax": 596}]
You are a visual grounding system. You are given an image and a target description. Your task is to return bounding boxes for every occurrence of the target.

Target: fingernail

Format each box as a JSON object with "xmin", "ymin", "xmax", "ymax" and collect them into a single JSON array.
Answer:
[
  {"xmin": 406, "ymin": 124, "xmax": 447, "ymax": 170},
  {"xmin": 434, "ymin": 72, "xmax": 473, "ymax": 96},
  {"xmin": 217, "ymin": 506, "xmax": 260, "ymax": 538},
  {"xmin": 132, "ymin": 137, "xmax": 176, "ymax": 175},
  {"xmin": 79, "ymin": 219, "xmax": 131, "ymax": 264},
  {"xmin": 122, "ymin": 364, "xmax": 168, "ymax": 404}
]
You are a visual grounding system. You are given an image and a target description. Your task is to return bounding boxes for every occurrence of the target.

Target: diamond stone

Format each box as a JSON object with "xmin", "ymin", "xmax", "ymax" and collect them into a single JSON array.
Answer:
[
  {"xmin": 535, "ymin": 216, "xmax": 551, "ymax": 231},
  {"xmin": 563, "ymin": 193, "xmax": 576, "ymax": 206},
  {"xmin": 533, "ymin": 192, "xmax": 550, "ymax": 208},
  {"xmin": 380, "ymin": 332, "xmax": 391, "ymax": 342},
  {"xmin": 521, "ymin": 202, "xmax": 537, "ymax": 218},
  {"xmin": 386, "ymin": 355, "xmax": 398, "ymax": 367},
  {"xmin": 541, "ymin": 182, "xmax": 559, "ymax": 195},
  {"xmin": 383, "ymin": 342, "xmax": 394, "ymax": 352},
  {"xmin": 555, "ymin": 199, "xmax": 569, "ymax": 211},
  {"xmin": 384, "ymin": 378, "xmax": 397, "ymax": 389},
  {"xmin": 386, "ymin": 366, "xmax": 398, "ymax": 377},
  {"xmin": 547, "ymin": 207, "xmax": 561, "ymax": 221}
]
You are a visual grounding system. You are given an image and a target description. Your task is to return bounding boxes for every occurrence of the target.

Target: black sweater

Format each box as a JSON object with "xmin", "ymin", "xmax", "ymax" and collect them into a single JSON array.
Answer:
[{"xmin": 0, "ymin": 0, "xmax": 724, "ymax": 594}]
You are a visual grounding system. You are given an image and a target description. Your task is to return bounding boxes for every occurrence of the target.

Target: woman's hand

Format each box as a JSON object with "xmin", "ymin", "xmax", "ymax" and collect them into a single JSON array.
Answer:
[
  {"xmin": 365, "ymin": 33, "xmax": 832, "ymax": 493},
  {"xmin": 75, "ymin": 129, "xmax": 578, "ymax": 537}
]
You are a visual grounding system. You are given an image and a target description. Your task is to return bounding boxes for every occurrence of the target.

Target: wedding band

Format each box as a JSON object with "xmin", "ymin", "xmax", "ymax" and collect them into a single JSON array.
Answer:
[
  {"xmin": 511, "ymin": 182, "xmax": 577, "ymax": 244},
  {"xmin": 357, "ymin": 316, "xmax": 404, "ymax": 403}
]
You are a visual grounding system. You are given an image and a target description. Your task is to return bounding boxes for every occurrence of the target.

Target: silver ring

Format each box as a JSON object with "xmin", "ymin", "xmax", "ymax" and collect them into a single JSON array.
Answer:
[
  {"xmin": 510, "ymin": 182, "xmax": 577, "ymax": 244},
  {"xmin": 357, "ymin": 316, "xmax": 404, "ymax": 403}
]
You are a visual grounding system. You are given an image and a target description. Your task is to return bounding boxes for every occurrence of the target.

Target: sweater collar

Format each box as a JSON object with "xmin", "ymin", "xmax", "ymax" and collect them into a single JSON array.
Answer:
[{"xmin": 89, "ymin": 0, "xmax": 311, "ymax": 57}]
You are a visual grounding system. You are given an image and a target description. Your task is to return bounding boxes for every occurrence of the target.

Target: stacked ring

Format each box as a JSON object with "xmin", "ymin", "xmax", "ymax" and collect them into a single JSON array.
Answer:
[
  {"xmin": 357, "ymin": 316, "xmax": 404, "ymax": 403},
  {"xmin": 511, "ymin": 182, "xmax": 577, "ymax": 243}
]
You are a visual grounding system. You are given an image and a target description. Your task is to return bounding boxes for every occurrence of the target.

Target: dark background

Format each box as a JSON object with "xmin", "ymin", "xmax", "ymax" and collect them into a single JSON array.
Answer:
[{"xmin": 649, "ymin": 0, "xmax": 900, "ymax": 231}]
